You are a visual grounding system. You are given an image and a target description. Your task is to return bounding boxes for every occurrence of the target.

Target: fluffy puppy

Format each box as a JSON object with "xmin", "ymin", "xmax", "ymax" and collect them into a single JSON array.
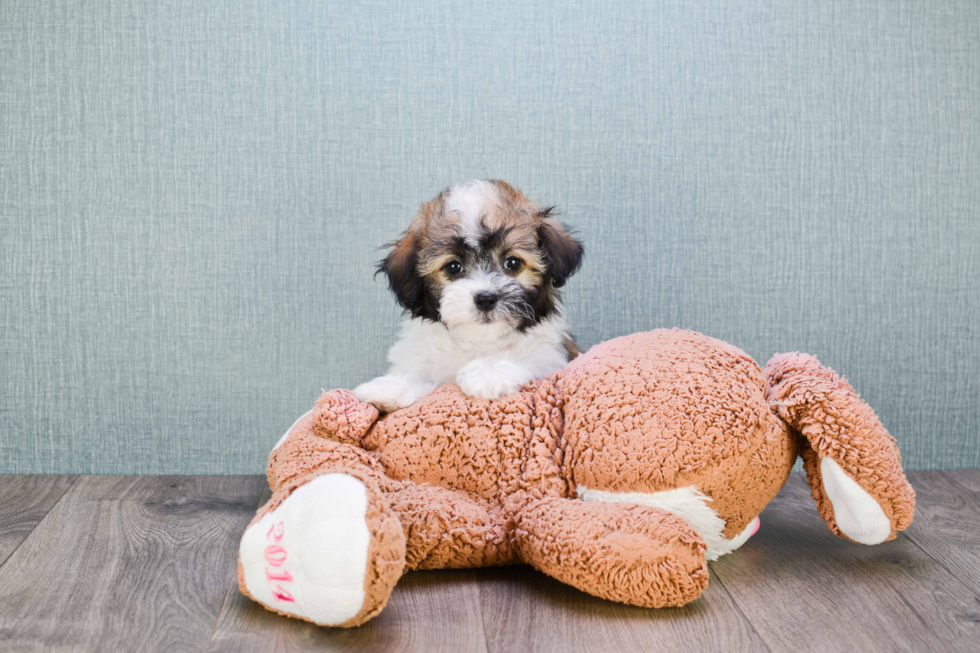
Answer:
[{"xmin": 353, "ymin": 179, "xmax": 584, "ymax": 412}]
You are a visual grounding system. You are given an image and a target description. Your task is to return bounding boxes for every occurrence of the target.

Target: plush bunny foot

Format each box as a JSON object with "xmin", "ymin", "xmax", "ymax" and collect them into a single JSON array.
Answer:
[
  {"xmin": 238, "ymin": 472, "xmax": 406, "ymax": 627},
  {"xmin": 514, "ymin": 497, "xmax": 709, "ymax": 607}
]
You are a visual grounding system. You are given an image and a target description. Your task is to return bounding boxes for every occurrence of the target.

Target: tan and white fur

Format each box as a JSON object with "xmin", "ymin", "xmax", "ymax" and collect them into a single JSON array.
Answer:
[{"xmin": 354, "ymin": 180, "xmax": 584, "ymax": 412}]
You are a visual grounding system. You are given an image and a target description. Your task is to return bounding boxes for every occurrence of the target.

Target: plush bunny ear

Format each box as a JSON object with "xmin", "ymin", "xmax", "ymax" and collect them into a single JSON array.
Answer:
[
  {"xmin": 312, "ymin": 389, "xmax": 379, "ymax": 445},
  {"xmin": 764, "ymin": 353, "xmax": 915, "ymax": 544},
  {"xmin": 537, "ymin": 209, "xmax": 584, "ymax": 288}
]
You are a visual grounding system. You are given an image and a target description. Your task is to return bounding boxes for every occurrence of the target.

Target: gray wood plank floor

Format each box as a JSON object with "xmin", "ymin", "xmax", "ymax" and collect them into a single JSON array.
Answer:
[{"xmin": 0, "ymin": 471, "xmax": 977, "ymax": 653}]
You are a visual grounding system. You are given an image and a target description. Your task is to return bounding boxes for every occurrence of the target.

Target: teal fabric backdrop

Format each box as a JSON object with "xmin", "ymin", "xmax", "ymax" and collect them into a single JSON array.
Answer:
[{"xmin": 2, "ymin": 0, "xmax": 978, "ymax": 474}]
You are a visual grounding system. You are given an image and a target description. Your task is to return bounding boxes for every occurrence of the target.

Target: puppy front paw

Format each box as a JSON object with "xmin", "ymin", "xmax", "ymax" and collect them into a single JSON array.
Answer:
[
  {"xmin": 352, "ymin": 375, "xmax": 435, "ymax": 413},
  {"xmin": 455, "ymin": 359, "xmax": 533, "ymax": 400}
]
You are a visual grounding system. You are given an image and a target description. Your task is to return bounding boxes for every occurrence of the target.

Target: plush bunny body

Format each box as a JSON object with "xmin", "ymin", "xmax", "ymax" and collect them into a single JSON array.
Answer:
[{"xmin": 238, "ymin": 329, "xmax": 914, "ymax": 627}]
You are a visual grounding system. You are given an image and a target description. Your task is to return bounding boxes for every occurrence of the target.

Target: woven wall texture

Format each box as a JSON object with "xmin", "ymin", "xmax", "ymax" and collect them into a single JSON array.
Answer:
[{"xmin": 2, "ymin": 0, "xmax": 978, "ymax": 473}]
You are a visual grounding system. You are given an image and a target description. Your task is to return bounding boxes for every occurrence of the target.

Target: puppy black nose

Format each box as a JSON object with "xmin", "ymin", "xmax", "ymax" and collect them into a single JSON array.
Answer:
[{"xmin": 474, "ymin": 291, "xmax": 498, "ymax": 311}]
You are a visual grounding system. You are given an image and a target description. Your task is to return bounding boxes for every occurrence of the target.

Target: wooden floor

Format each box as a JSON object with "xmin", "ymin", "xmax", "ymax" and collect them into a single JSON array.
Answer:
[{"xmin": 0, "ymin": 472, "xmax": 978, "ymax": 652}]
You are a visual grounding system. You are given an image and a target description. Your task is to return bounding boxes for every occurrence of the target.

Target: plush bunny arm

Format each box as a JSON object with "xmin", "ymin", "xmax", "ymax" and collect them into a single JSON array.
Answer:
[{"xmin": 311, "ymin": 389, "xmax": 379, "ymax": 444}]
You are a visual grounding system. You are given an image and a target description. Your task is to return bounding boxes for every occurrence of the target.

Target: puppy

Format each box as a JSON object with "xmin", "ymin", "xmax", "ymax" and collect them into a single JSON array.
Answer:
[{"xmin": 353, "ymin": 179, "xmax": 584, "ymax": 412}]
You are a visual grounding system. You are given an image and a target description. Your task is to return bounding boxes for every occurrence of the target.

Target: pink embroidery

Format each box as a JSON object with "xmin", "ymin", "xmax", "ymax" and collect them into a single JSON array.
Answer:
[
  {"xmin": 264, "ymin": 522, "xmax": 295, "ymax": 601},
  {"xmin": 266, "ymin": 521, "xmax": 285, "ymax": 543},
  {"xmin": 272, "ymin": 586, "xmax": 295, "ymax": 603},
  {"xmin": 264, "ymin": 544, "xmax": 287, "ymax": 567},
  {"xmin": 266, "ymin": 568, "xmax": 294, "ymax": 583}
]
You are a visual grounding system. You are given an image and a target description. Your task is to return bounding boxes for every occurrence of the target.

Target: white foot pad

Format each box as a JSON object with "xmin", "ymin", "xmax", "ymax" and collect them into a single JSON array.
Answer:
[
  {"xmin": 240, "ymin": 474, "xmax": 371, "ymax": 625},
  {"xmin": 820, "ymin": 457, "xmax": 892, "ymax": 545}
]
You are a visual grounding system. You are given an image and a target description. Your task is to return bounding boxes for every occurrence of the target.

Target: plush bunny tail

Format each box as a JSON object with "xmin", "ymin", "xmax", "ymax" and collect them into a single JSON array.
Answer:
[{"xmin": 763, "ymin": 353, "xmax": 915, "ymax": 544}]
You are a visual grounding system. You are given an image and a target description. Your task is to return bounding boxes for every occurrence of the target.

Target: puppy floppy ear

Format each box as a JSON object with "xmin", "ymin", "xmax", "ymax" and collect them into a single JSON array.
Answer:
[
  {"xmin": 537, "ymin": 210, "xmax": 584, "ymax": 288},
  {"xmin": 377, "ymin": 230, "xmax": 430, "ymax": 318}
]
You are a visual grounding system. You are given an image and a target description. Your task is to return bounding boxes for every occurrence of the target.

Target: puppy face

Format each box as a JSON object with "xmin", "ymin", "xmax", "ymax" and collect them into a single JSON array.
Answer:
[{"xmin": 379, "ymin": 180, "xmax": 583, "ymax": 331}]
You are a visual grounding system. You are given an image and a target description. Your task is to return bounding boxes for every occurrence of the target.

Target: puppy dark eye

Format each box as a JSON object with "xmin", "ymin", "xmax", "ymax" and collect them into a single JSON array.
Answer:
[
  {"xmin": 444, "ymin": 260, "xmax": 463, "ymax": 276},
  {"xmin": 503, "ymin": 256, "xmax": 523, "ymax": 272}
]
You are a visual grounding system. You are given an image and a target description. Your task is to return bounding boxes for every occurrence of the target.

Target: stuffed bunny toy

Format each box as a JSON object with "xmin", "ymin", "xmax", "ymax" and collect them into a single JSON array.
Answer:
[{"xmin": 238, "ymin": 329, "xmax": 914, "ymax": 627}]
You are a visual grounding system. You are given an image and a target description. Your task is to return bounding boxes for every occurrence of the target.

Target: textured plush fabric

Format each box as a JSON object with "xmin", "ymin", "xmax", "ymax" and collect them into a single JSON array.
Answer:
[
  {"xmin": 562, "ymin": 331, "xmax": 797, "ymax": 538},
  {"xmin": 2, "ymin": 0, "xmax": 979, "ymax": 474},
  {"xmin": 765, "ymin": 353, "xmax": 916, "ymax": 541},
  {"xmin": 240, "ymin": 329, "xmax": 915, "ymax": 626}
]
